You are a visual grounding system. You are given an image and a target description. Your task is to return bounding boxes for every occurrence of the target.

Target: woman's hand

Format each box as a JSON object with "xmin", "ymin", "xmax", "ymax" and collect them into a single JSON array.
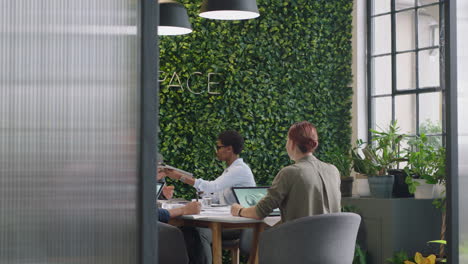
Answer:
[
  {"xmin": 182, "ymin": 202, "xmax": 202, "ymax": 215},
  {"xmin": 230, "ymin": 203, "xmax": 243, "ymax": 216}
]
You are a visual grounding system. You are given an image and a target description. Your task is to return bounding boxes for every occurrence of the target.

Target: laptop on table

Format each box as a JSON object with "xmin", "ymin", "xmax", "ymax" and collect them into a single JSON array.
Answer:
[{"xmin": 231, "ymin": 186, "xmax": 281, "ymax": 216}]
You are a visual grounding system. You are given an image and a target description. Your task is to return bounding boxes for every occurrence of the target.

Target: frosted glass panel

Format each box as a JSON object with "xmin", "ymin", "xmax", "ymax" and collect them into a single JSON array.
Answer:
[
  {"xmin": 0, "ymin": 1, "xmax": 140, "ymax": 264},
  {"xmin": 457, "ymin": 0, "xmax": 468, "ymax": 262}
]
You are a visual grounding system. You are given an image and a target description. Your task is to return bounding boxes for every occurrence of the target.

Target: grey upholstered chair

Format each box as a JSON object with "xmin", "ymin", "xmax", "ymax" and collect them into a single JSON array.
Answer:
[
  {"xmin": 158, "ymin": 222, "xmax": 189, "ymax": 264},
  {"xmin": 258, "ymin": 213, "xmax": 361, "ymax": 264}
]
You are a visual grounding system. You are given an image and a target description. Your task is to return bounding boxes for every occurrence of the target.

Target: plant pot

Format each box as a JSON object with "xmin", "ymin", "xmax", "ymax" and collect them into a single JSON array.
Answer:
[
  {"xmin": 355, "ymin": 174, "xmax": 371, "ymax": 197},
  {"xmin": 414, "ymin": 179, "xmax": 435, "ymax": 199},
  {"xmin": 368, "ymin": 175, "xmax": 394, "ymax": 198},
  {"xmin": 340, "ymin": 177, "xmax": 354, "ymax": 197},
  {"xmin": 388, "ymin": 169, "xmax": 414, "ymax": 198}
]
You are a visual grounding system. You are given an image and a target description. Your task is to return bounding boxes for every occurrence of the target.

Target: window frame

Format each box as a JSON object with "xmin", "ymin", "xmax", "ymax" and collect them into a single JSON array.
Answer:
[{"xmin": 367, "ymin": 0, "xmax": 445, "ymax": 142}]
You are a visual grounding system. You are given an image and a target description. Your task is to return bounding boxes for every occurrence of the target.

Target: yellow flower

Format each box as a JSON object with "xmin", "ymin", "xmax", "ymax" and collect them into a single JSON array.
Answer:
[{"xmin": 404, "ymin": 252, "xmax": 437, "ymax": 264}]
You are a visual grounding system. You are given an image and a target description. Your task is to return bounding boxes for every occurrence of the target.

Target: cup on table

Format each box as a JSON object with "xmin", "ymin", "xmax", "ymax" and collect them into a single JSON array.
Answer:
[{"xmin": 201, "ymin": 197, "xmax": 212, "ymax": 208}]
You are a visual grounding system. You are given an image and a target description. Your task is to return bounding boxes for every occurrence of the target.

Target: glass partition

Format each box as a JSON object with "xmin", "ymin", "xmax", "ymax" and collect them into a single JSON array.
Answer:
[
  {"xmin": 457, "ymin": 0, "xmax": 468, "ymax": 262},
  {"xmin": 0, "ymin": 1, "xmax": 140, "ymax": 263}
]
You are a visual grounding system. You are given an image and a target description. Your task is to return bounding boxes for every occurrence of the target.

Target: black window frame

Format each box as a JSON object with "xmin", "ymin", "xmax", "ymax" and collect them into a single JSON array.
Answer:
[{"xmin": 367, "ymin": 0, "xmax": 446, "ymax": 142}]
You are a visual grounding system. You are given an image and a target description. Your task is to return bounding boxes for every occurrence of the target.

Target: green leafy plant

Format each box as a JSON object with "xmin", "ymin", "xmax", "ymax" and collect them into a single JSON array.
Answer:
[
  {"xmin": 325, "ymin": 150, "xmax": 353, "ymax": 179},
  {"xmin": 386, "ymin": 250, "xmax": 410, "ymax": 264},
  {"xmin": 352, "ymin": 139, "xmax": 379, "ymax": 176},
  {"xmin": 353, "ymin": 121, "xmax": 406, "ymax": 176},
  {"xmin": 353, "ymin": 243, "xmax": 367, "ymax": 264},
  {"xmin": 416, "ymin": 119, "xmax": 443, "ymax": 149},
  {"xmin": 342, "ymin": 205, "xmax": 360, "ymax": 213},
  {"xmin": 158, "ymin": 0, "xmax": 354, "ymax": 201},
  {"xmin": 404, "ymin": 133, "xmax": 446, "ymax": 194},
  {"xmin": 427, "ymin": 240, "xmax": 447, "ymax": 263}
]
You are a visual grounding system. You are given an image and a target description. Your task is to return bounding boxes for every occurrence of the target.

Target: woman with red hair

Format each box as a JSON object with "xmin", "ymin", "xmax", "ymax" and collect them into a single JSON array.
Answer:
[{"xmin": 231, "ymin": 121, "xmax": 341, "ymax": 222}]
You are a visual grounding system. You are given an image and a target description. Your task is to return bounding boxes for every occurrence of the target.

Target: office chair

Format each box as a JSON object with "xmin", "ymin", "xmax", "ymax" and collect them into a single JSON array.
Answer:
[
  {"xmin": 258, "ymin": 213, "xmax": 361, "ymax": 264},
  {"xmin": 158, "ymin": 222, "xmax": 189, "ymax": 264}
]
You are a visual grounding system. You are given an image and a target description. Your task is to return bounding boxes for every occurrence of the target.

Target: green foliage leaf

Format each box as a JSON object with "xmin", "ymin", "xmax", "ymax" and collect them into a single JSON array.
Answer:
[
  {"xmin": 386, "ymin": 250, "xmax": 410, "ymax": 264},
  {"xmin": 159, "ymin": 0, "xmax": 354, "ymax": 200},
  {"xmin": 404, "ymin": 133, "xmax": 446, "ymax": 195}
]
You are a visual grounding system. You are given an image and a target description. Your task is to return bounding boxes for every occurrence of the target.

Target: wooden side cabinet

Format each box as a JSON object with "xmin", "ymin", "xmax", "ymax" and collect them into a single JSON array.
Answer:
[{"xmin": 342, "ymin": 198, "xmax": 442, "ymax": 264}]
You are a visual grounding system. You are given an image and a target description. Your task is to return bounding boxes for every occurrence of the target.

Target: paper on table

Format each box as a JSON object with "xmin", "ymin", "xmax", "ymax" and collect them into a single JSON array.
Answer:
[
  {"xmin": 264, "ymin": 216, "xmax": 281, "ymax": 226},
  {"xmin": 201, "ymin": 206, "xmax": 230, "ymax": 215}
]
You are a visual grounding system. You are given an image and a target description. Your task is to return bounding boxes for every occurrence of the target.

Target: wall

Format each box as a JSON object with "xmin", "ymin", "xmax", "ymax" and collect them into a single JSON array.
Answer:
[{"xmin": 158, "ymin": 0, "xmax": 354, "ymax": 195}]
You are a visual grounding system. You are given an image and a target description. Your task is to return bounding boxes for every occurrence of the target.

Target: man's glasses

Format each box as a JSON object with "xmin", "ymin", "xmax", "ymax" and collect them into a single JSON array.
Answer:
[{"xmin": 216, "ymin": 145, "xmax": 226, "ymax": 150}]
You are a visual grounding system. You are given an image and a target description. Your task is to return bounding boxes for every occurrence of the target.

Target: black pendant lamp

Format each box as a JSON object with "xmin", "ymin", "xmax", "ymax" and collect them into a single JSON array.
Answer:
[
  {"xmin": 199, "ymin": 0, "xmax": 260, "ymax": 20},
  {"xmin": 158, "ymin": 0, "xmax": 192, "ymax": 36}
]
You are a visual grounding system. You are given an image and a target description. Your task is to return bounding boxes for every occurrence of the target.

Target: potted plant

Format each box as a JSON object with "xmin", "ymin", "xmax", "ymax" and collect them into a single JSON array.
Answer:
[
  {"xmin": 352, "ymin": 139, "xmax": 378, "ymax": 197},
  {"xmin": 404, "ymin": 133, "xmax": 446, "ymax": 199},
  {"xmin": 356, "ymin": 121, "xmax": 406, "ymax": 198},
  {"xmin": 327, "ymin": 150, "xmax": 354, "ymax": 197}
]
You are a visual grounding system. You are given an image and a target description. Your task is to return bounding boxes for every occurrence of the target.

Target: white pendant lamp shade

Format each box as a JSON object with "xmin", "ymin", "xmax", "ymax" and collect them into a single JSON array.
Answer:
[
  {"xmin": 159, "ymin": 1, "xmax": 192, "ymax": 36},
  {"xmin": 200, "ymin": 0, "xmax": 260, "ymax": 20}
]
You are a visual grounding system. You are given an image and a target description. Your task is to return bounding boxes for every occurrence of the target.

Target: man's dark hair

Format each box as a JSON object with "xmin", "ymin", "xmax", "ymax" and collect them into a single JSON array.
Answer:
[{"xmin": 218, "ymin": 130, "xmax": 244, "ymax": 154}]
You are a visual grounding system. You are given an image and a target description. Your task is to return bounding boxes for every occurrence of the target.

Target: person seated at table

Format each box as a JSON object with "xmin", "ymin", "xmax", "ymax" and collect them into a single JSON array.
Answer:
[
  {"xmin": 156, "ymin": 153, "xmax": 201, "ymax": 222},
  {"xmin": 161, "ymin": 130, "xmax": 256, "ymax": 264},
  {"xmin": 162, "ymin": 130, "xmax": 256, "ymax": 204},
  {"xmin": 158, "ymin": 201, "xmax": 201, "ymax": 223},
  {"xmin": 156, "ymin": 152, "xmax": 175, "ymax": 199},
  {"xmin": 230, "ymin": 121, "xmax": 341, "ymax": 222}
]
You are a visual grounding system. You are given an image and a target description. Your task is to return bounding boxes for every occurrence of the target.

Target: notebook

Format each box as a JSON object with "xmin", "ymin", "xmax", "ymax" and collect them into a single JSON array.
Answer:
[
  {"xmin": 231, "ymin": 186, "xmax": 281, "ymax": 216},
  {"xmin": 156, "ymin": 182, "xmax": 165, "ymax": 199}
]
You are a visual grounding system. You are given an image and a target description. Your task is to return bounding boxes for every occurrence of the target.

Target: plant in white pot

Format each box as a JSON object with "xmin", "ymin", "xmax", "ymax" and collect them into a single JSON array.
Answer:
[
  {"xmin": 356, "ymin": 121, "xmax": 407, "ymax": 198},
  {"xmin": 404, "ymin": 133, "xmax": 446, "ymax": 199},
  {"xmin": 352, "ymin": 139, "xmax": 378, "ymax": 197}
]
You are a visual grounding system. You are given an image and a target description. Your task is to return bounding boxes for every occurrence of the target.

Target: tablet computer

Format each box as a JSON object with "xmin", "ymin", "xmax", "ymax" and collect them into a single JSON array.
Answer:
[{"xmin": 156, "ymin": 182, "xmax": 165, "ymax": 199}]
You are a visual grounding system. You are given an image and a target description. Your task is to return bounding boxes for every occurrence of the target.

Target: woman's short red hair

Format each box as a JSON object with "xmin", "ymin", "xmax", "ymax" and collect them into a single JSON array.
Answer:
[{"xmin": 288, "ymin": 121, "xmax": 319, "ymax": 153}]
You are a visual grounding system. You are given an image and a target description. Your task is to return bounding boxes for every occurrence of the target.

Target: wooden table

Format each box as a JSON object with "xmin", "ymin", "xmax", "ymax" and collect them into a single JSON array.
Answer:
[{"xmin": 169, "ymin": 208, "xmax": 279, "ymax": 264}]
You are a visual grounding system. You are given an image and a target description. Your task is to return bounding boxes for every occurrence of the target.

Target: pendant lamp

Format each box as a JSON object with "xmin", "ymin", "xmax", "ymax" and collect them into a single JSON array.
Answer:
[
  {"xmin": 199, "ymin": 0, "xmax": 260, "ymax": 20},
  {"xmin": 158, "ymin": 0, "xmax": 192, "ymax": 36}
]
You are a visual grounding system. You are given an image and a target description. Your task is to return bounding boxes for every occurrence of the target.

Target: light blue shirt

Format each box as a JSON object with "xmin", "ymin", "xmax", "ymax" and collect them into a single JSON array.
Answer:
[{"xmin": 194, "ymin": 158, "xmax": 256, "ymax": 205}]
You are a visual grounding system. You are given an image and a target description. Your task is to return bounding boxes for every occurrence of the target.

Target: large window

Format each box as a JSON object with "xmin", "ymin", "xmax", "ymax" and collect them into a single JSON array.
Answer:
[{"xmin": 368, "ymin": 0, "xmax": 444, "ymax": 145}]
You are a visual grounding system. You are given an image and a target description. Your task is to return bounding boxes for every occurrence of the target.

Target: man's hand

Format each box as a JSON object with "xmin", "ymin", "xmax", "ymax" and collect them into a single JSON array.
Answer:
[
  {"xmin": 164, "ymin": 169, "xmax": 183, "ymax": 180},
  {"xmin": 162, "ymin": 185, "xmax": 174, "ymax": 199},
  {"xmin": 182, "ymin": 202, "xmax": 201, "ymax": 215},
  {"xmin": 230, "ymin": 203, "xmax": 243, "ymax": 216},
  {"xmin": 157, "ymin": 167, "xmax": 168, "ymax": 180}
]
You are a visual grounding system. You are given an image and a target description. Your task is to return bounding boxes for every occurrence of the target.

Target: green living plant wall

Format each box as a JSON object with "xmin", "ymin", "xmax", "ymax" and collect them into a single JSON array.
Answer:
[{"xmin": 159, "ymin": 0, "xmax": 354, "ymax": 199}]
